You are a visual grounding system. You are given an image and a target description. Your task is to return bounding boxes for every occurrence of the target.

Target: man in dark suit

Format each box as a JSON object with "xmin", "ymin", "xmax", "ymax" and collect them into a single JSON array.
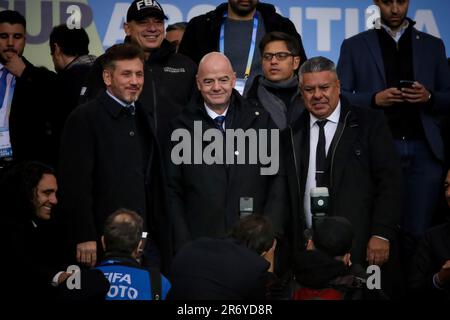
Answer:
[
  {"xmin": 337, "ymin": 0, "xmax": 450, "ymax": 249},
  {"xmin": 168, "ymin": 214, "xmax": 275, "ymax": 300},
  {"xmin": 58, "ymin": 43, "xmax": 169, "ymax": 272},
  {"xmin": 0, "ymin": 10, "xmax": 56, "ymax": 169},
  {"xmin": 167, "ymin": 52, "xmax": 287, "ymax": 253},
  {"xmin": 81, "ymin": 0, "xmax": 197, "ymax": 150},
  {"xmin": 284, "ymin": 56, "xmax": 402, "ymax": 273}
]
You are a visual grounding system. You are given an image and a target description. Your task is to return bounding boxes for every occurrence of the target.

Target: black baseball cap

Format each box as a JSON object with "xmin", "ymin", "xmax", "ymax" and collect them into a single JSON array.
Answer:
[{"xmin": 126, "ymin": 0, "xmax": 168, "ymax": 22}]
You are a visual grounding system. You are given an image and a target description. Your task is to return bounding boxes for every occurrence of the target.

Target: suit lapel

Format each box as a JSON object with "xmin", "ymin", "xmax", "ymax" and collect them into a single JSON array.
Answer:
[
  {"xmin": 363, "ymin": 30, "xmax": 386, "ymax": 85},
  {"xmin": 411, "ymin": 28, "xmax": 424, "ymax": 82}
]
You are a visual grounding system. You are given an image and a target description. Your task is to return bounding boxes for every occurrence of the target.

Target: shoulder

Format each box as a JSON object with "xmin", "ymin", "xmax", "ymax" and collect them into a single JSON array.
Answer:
[
  {"xmin": 413, "ymin": 28, "xmax": 445, "ymax": 46},
  {"xmin": 342, "ymin": 30, "xmax": 374, "ymax": 45},
  {"xmin": 188, "ymin": 4, "xmax": 224, "ymax": 24}
]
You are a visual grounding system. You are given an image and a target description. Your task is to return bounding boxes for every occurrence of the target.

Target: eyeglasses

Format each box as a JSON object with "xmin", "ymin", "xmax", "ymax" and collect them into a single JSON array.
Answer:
[{"xmin": 262, "ymin": 52, "xmax": 293, "ymax": 61}]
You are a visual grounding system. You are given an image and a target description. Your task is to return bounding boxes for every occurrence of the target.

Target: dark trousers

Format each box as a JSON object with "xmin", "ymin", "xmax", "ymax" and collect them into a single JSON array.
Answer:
[
  {"xmin": 395, "ymin": 139, "xmax": 443, "ymax": 238},
  {"xmin": 395, "ymin": 139, "xmax": 443, "ymax": 293}
]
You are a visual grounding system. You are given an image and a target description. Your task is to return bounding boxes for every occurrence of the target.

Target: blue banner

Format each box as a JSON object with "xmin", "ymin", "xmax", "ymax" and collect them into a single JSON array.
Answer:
[{"xmin": 3, "ymin": 1, "xmax": 449, "ymax": 69}]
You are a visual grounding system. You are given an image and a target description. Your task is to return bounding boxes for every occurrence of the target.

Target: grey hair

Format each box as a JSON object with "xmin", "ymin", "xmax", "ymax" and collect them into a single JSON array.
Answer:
[{"xmin": 298, "ymin": 56, "xmax": 338, "ymax": 82}]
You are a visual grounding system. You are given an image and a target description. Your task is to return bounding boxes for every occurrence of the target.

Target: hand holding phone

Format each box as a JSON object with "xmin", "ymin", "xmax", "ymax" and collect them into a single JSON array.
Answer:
[{"xmin": 398, "ymin": 80, "xmax": 415, "ymax": 89}]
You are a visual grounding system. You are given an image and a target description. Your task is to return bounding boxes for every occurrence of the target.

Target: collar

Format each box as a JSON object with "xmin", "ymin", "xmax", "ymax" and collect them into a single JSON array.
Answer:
[
  {"xmin": 204, "ymin": 103, "xmax": 229, "ymax": 120},
  {"xmin": 106, "ymin": 90, "xmax": 136, "ymax": 108},
  {"xmin": 309, "ymin": 101, "xmax": 341, "ymax": 128},
  {"xmin": 381, "ymin": 19, "xmax": 409, "ymax": 42}
]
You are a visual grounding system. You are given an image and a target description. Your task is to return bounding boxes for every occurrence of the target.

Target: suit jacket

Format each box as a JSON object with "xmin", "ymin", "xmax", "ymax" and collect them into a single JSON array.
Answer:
[
  {"xmin": 169, "ymin": 237, "xmax": 270, "ymax": 300},
  {"xmin": 337, "ymin": 25, "xmax": 450, "ymax": 162},
  {"xmin": 58, "ymin": 91, "xmax": 171, "ymax": 270},
  {"xmin": 167, "ymin": 90, "xmax": 288, "ymax": 251},
  {"xmin": 283, "ymin": 99, "xmax": 402, "ymax": 264},
  {"xmin": 8, "ymin": 58, "xmax": 56, "ymax": 166}
]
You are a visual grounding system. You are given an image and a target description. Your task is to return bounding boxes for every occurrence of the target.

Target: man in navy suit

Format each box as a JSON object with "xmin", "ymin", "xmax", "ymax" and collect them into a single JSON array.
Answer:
[{"xmin": 337, "ymin": 0, "xmax": 450, "ymax": 258}]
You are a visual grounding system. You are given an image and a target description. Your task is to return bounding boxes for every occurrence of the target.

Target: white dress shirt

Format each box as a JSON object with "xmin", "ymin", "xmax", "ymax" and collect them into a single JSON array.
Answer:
[
  {"xmin": 204, "ymin": 103, "xmax": 228, "ymax": 130},
  {"xmin": 304, "ymin": 102, "xmax": 341, "ymax": 228}
]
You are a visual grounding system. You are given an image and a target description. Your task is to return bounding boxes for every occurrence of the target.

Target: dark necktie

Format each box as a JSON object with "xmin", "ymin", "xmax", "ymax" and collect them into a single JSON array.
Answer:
[
  {"xmin": 214, "ymin": 115, "xmax": 225, "ymax": 133},
  {"xmin": 124, "ymin": 104, "xmax": 135, "ymax": 116},
  {"xmin": 315, "ymin": 119, "xmax": 328, "ymax": 187},
  {"xmin": 0, "ymin": 69, "xmax": 9, "ymax": 110}
]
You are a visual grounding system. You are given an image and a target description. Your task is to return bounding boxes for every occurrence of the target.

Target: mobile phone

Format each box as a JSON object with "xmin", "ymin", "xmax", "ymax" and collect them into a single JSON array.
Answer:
[{"xmin": 398, "ymin": 80, "xmax": 415, "ymax": 89}]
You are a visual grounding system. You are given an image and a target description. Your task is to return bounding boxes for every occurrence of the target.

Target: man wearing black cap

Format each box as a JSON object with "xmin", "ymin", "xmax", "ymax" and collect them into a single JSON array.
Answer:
[{"xmin": 81, "ymin": 0, "xmax": 197, "ymax": 149}]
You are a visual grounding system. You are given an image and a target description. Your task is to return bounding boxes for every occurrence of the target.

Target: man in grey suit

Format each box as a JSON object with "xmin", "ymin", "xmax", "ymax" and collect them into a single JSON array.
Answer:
[{"xmin": 337, "ymin": 0, "xmax": 450, "ymax": 257}]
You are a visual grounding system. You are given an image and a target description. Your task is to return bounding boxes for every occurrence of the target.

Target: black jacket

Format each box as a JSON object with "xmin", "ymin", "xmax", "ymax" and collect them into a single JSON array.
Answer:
[
  {"xmin": 58, "ymin": 92, "xmax": 171, "ymax": 270},
  {"xmin": 7, "ymin": 58, "xmax": 56, "ymax": 166},
  {"xmin": 167, "ymin": 90, "xmax": 288, "ymax": 251},
  {"xmin": 291, "ymin": 250, "xmax": 387, "ymax": 300},
  {"xmin": 409, "ymin": 222, "xmax": 450, "ymax": 300},
  {"xmin": 282, "ymin": 99, "xmax": 402, "ymax": 264},
  {"xmin": 178, "ymin": 2, "xmax": 307, "ymax": 65},
  {"xmin": 246, "ymin": 75, "xmax": 305, "ymax": 129},
  {"xmin": 80, "ymin": 40, "xmax": 197, "ymax": 148},
  {"xmin": 168, "ymin": 238, "xmax": 270, "ymax": 300}
]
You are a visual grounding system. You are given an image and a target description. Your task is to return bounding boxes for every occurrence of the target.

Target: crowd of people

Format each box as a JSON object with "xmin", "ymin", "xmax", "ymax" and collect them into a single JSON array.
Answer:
[{"xmin": 0, "ymin": 0, "xmax": 449, "ymax": 301}]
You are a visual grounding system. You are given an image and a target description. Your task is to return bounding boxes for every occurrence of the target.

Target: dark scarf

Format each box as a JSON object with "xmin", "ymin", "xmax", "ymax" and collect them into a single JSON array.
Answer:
[{"xmin": 257, "ymin": 76, "xmax": 300, "ymax": 129}]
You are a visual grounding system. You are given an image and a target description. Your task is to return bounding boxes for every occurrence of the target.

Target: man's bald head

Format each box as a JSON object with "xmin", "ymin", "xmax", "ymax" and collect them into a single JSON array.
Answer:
[
  {"xmin": 196, "ymin": 52, "xmax": 236, "ymax": 113},
  {"xmin": 102, "ymin": 208, "xmax": 143, "ymax": 255}
]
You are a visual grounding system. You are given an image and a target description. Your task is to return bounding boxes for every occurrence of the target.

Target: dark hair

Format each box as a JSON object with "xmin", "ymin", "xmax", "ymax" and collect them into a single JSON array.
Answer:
[
  {"xmin": 259, "ymin": 31, "xmax": 301, "ymax": 56},
  {"xmin": 0, "ymin": 10, "xmax": 26, "ymax": 29},
  {"xmin": 0, "ymin": 161, "xmax": 54, "ymax": 219},
  {"xmin": 299, "ymin": 56, "xmax": 338, "ymax": 82},
  {"xmin": 166, "ymin": 22, "xmax": 187, "ymax": 32},
  {"xmin": 312, "ymin": 216, "xmax": 354, "ymax": 257},
  {"xmin": 49, "ymin": 24, "xmax": 89, "ymax": 56},
  {"xmin": 103, "ymin": 43, "xmax": 145, "ymax": 71},
  {"xmin": 231, "ymin": 214, "xmax": 275, "ymax": 255},
  {"xmin": 103, "ymin": 208, "xmax": 143, "ymax": 255}
]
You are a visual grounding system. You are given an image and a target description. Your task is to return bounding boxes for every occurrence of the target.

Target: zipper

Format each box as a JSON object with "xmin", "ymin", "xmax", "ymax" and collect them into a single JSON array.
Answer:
[
  {"xmin": 150, "ymin": 68, "xmax": 158, "ymax": 131},
  {"xmin": 289, "ymin": 126, "xmax": 302, "ymax": 210},
  {"xmin": 330, "ymin": 110, "xmax": 351, "ymax": 187}
]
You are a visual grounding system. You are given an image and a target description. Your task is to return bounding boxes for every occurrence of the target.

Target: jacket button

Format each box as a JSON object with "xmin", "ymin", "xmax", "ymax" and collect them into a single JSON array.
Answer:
[
  {"xmin": 129, "ymin": 131, "xmax": 135, "ymax": 137},
  {"xmin": 255, "ymin": 111, "xmax": 260, "ymax": 116},
  {"xmin": 355, "ymin": 149, "xmax": 361, "ymax": 156},
  {"xmin": 234, "ymin": 150, "xmax": 239, "ymax": 156}
]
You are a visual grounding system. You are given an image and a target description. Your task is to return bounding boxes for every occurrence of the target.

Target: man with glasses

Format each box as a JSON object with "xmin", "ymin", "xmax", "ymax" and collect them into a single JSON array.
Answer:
[
  {"xmin": 178, "ymin": 0, "xmax": 306, "ymax": 96},
  {"xmin": 247, "ymin": 31, "xmax": 304, "ymax": 129}
]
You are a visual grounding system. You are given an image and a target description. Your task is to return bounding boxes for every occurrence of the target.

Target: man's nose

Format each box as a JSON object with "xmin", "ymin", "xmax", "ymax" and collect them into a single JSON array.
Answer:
[
  {"xmin": 212, "ymin": 80, "xmax": 221, "ymax": 90},
  {"xmin": 49, "ymin": 193, "xmax": 58, "ymax": 205},
  {"xmin": 312, "ymin": 88, "xmax": 322, "ymax": 99},
  {"xmin": 7, "ymin": 36, "xmax": 14, "ymax": 46}
]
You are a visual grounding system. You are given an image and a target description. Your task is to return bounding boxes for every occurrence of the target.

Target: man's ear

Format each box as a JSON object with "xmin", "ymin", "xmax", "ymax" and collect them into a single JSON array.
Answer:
[
  {"xmin": 101, "ymin": 236, "xmax": 106, "ymax": 251},
  {"xmin": 103, "ymin": 69, "xmax": 112, "ymax": 87},
  {"xmin": 124, "ymin": 22, "xmax": 131, "ymax": 36},
  {"xmin": 293, "ymin": 56, "xmax": 301, "ymax": 71},
  {"xmin": 343, "ymin": 253, "xmax": 351, "ymax": 266}
]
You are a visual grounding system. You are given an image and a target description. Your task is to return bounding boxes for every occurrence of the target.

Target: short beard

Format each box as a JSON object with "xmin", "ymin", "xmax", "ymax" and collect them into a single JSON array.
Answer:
[{"xmin": 229, "ymin": 0, "xmax": 258, "ymax": 18}]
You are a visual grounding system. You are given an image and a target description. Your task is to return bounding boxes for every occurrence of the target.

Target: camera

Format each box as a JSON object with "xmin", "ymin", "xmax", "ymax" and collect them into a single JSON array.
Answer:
[
  {"xmin": 310, "ymin": 187, "xmax": 329, "ymax": 231},
  {"xmin": 239, "ymin": 197, "xmax": 253, "ymax": 219}
]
